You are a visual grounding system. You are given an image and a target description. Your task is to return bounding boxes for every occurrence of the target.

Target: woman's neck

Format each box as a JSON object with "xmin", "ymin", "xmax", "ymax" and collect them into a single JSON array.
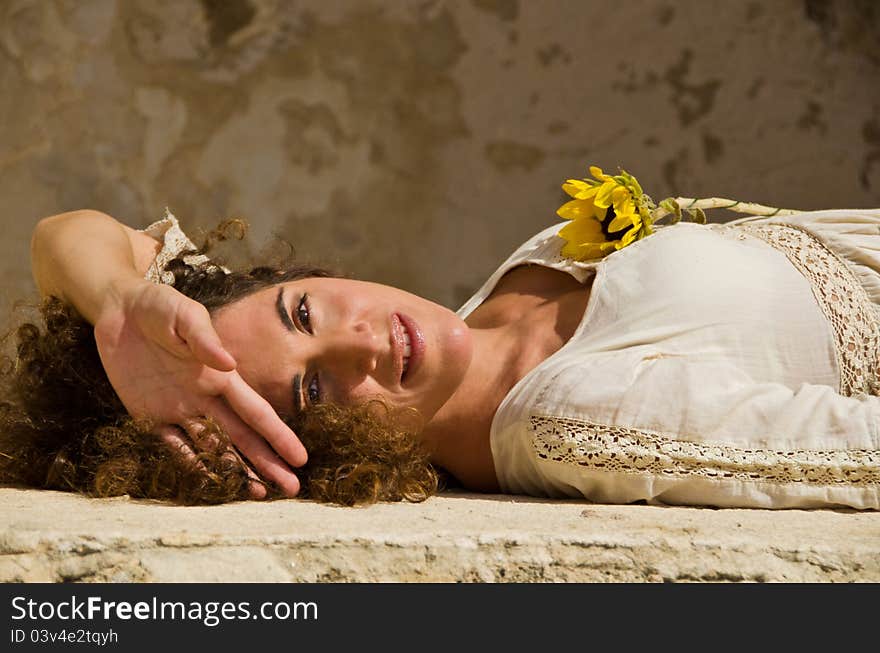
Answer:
[
  {"xmin": 421, "ymin": 267, "xmax": 595, "ymax": 490},
  {"xmin": 420, "ymin": 322, "xmax": 524, "ymax": 491}
]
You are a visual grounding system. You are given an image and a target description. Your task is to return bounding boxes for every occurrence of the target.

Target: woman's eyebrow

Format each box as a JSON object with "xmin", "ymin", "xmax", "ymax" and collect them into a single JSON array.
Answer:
[
  {"xmin": 276, "ymin": 287, "xmax": 303, "ymax": 415},
  {"xmin": 292, "ymin": 373, "xmax": 303, "ymax": 415},
  {"xmin": 276, "ymin": 287, "xmax": 295, "ymax": 332}
]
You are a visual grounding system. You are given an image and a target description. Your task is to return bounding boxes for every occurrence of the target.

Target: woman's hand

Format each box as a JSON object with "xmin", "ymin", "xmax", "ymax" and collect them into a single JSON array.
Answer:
[{"xmin": 93, "ymin": 278, "xmax": 307, "ymax": 498}]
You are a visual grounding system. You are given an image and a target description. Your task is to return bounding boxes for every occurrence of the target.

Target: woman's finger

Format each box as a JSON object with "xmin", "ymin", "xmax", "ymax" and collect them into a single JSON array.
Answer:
[
  {"xmin": 181, "ymin": 418, "xmax": 267, "ymax": 499},
  {"xmin": 181, "ymin": 418, "xmax": 220, "ymax": 452},
  {"xmin": 159, "ymin": 423, "xmax": 266, "ymax": 499},
  {"xmin": 220, "ymin": 444, "xmax": 268, "ymax": 500},
  {"xmin": 156, "ymin": 424, "xmax": 203, "ymax": 470},
  {"xmin": 237, "ymin": 457, "xmax": 268, "ymax": 500},
  {"xmin": 219, "ymin": 372, "xmax": 308, "ymax": 468},
  {"xmin": 204, "ymin": 398, "xmax": 302, "ymax": 497},
  {"xmin": 175, "ymin": 302, "xmax": 237, "ymax": 372}
]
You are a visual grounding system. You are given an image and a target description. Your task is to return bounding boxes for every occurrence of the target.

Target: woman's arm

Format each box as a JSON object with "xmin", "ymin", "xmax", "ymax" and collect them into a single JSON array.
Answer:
[
  {"xmin": 31, "ymin": 209, "xmax": 239, "ymax": 374},
  {"xmin": 31, "ymin": 209, "xmax": 162, "ymax": 325},
  {"xmin": 29, "ymin": 209, "xmax": 307, "ymax": 497},
  {"xmin": 522, "ymin": 353, "xmax": 879, "ymax": 509}
]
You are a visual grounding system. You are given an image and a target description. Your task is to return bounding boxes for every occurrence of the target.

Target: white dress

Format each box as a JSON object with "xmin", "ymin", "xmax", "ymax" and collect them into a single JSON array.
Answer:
[{"xmin": 456, "ymin": 209, "xmax": 880, "ymax": 510}]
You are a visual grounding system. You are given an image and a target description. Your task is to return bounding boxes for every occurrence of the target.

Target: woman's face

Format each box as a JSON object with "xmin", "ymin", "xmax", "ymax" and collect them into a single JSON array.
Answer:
[{"xmin": 211, "ymin": 277, "xmax": 474, "ymax": 425}]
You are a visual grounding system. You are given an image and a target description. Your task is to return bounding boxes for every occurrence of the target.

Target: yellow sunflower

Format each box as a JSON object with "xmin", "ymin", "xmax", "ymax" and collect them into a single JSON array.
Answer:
[{"xmin": 556, "ymin": 166, "xmax": 654, "ymax": 261}]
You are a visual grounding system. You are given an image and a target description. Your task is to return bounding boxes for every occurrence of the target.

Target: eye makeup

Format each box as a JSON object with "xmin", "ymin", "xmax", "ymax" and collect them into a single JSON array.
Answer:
[{"xmin": 277, "ymin": 288, "xmax": 323, "ymax": 413}]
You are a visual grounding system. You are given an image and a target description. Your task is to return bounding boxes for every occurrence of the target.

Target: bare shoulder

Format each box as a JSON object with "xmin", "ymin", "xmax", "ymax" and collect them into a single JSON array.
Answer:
[{"xmin": 467, "ymin": 263, "xmax": 589, "ymax": 330}]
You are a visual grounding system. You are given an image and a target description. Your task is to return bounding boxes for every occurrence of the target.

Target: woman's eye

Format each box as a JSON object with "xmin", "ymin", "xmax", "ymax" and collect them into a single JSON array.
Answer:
[
  {"xmin": 296, "ymin": 294, "xmax": 313, "ymax": 333},
  {"xmin": 306, "ymin": 374, "xmax": 321, "ymax": 405}
]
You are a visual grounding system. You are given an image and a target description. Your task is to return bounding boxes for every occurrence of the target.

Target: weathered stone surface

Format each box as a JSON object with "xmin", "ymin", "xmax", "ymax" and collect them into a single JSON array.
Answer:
[{"xmin": 1, "ymin": 488, "xmax": 877, "ymax": 582}]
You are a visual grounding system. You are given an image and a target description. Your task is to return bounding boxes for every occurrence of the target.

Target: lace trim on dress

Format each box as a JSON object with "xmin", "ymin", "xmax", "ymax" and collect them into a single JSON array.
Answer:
[
  {"xmin": 726, "ymin": 223, "xmax": 880, "ymax": 397},
  {"xmin": 529, "ymin": 415, "xmax": 880, "ymax": 487},
  {"xmin": 143, "ymin": 209, "xmax": 224, "ymax": 285}
]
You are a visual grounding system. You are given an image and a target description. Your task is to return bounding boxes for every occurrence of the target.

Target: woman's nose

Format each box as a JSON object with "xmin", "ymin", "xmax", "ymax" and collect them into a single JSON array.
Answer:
[{"xmin": 325, "ymin": 321, "xmax": 382, "ymax": 377}]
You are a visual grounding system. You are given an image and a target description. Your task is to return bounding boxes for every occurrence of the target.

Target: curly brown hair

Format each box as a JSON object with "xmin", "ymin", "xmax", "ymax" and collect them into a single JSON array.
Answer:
[{"xmin": 0, "ymin": 221, "xmax": 440, "ymax": 505}]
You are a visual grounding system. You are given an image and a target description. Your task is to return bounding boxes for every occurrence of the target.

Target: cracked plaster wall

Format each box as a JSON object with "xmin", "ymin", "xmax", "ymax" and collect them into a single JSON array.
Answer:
[{"xmin": 1, "ymin": 0, "xmax": 878, "ymax": 314}]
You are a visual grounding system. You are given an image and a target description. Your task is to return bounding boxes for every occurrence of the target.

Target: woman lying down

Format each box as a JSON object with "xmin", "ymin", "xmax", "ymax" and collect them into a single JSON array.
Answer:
[{"xmin": 2, "ymin": 166, "xmax": 878, "ymax": 509}]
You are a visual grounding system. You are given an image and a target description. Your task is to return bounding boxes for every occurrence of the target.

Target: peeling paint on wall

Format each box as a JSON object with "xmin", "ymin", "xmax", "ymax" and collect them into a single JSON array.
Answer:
[
  {"xmin": 471, "ymin": 0, "xmax": 519, "ymax": 23},
  {"xmin": 862, "ymin": 113, "xmax": 880, "ymax": 190},
  {"xmin": 485, "ymin": 141, "xmax": 546, "ymax": 172},
  {"xmin": 0, "ymin": 0, "xmax": 878, "ymax": 313},
  {"xmin": 664, "ymin": 49, "xmax": 721, "ymax": 128}
]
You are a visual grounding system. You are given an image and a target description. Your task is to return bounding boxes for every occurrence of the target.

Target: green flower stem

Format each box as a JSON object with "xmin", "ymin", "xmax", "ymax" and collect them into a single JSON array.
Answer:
[{"xmin": 650, "ymin": 196, "xmax": 801, "ymax": 222}]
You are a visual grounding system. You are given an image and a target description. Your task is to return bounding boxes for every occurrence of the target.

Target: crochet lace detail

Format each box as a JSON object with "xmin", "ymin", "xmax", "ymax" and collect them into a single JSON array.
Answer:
[
  {"xmin": 728, "ymin": 223, "xmax": 880, "ymax": 397},
  {"xmin": 144, "ymin": 210, "xmax": 221, "ymax": 285},
  {"xmin": 530, "ymin": 415, "xmax": 880, "ymax": 486}
]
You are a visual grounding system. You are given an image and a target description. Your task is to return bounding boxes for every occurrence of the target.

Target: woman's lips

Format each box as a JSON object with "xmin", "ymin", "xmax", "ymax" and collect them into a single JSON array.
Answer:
[{"xmin": 397, "ymin": 313, "xmax": 425, "ymax": 385}]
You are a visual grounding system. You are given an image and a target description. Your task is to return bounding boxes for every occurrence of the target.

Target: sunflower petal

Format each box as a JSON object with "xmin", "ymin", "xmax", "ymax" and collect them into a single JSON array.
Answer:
[
  {"xmin": 562, "ymin": 239, "xmax": 608, "ymax": 261},
  {"xmin": 558, "ymin": 216, "xmax": 605, "ymax": 243},
  {"xmin": 563, "ymin": 180, "xmax": 601, "ymax": 201},
  {"xmin": 611, "ymin": 186, "xmax": 629, "ymax": 206},
  {"xmin": 589, "ymin": 166, "xmax": 611, "ymax": 181},
  {"xmin": 608, "ymin": 210, "xmax": 637, "ymax": 232},
  {"xmin": 557, "ymin": 199, "xmax": 597, "ymax": 221},
  {"xmin": 562, "ymin": 179, "xmax": 590, "ymax": 198},
  {"xmin": 575, "ymin": 185, "xmax": 602, "ymax": 200},
  {"xmin": 620, "ymin": 226, "xmax": 641, "ymax": 247},
  {"xmin": 593, "ymin": 180, "xmax": 618, "ymax": 208}
]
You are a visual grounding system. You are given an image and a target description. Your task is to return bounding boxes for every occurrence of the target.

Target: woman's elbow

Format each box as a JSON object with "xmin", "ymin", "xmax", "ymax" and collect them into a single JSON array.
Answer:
[
  {"xmin": 31, "ymin": 209, "xmax": 114, "ymax": 255},
  {"xmin": 33, "ymin": 209, "xmax": 109, "ymax": 239}
]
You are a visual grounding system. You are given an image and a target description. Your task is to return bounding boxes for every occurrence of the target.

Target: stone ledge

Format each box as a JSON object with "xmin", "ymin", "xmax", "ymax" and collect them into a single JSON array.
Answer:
[{"xmin": 1, "ymin": 488, "xmax": 878, "ymax": 582}]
